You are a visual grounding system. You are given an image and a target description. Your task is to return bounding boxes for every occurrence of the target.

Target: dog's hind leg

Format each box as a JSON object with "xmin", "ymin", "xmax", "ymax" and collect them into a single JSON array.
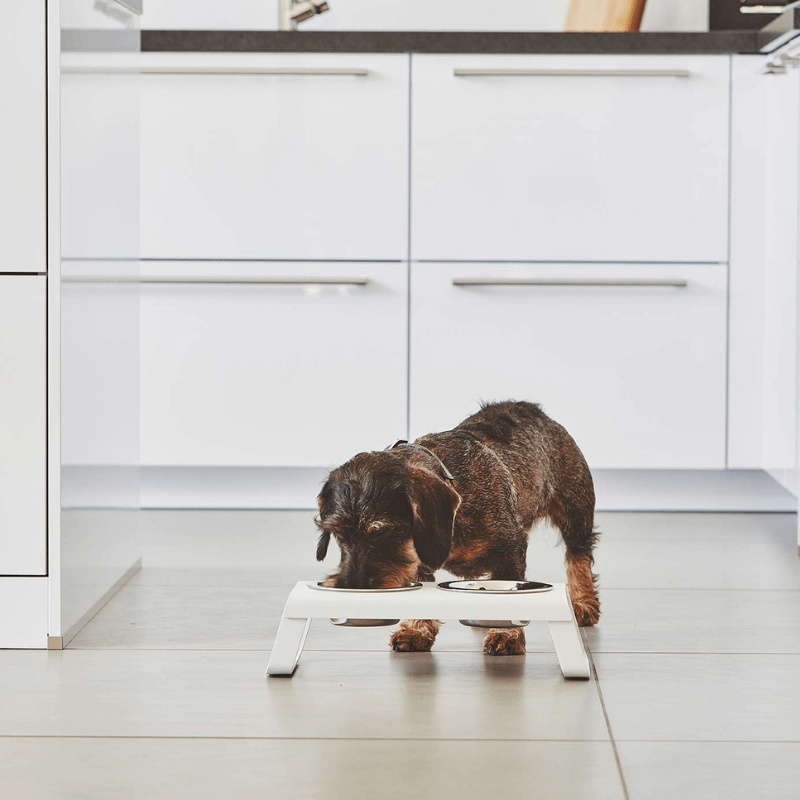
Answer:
[{"xmin": 547, "ymin": 490, "xmax": 601, "ymax": 627}]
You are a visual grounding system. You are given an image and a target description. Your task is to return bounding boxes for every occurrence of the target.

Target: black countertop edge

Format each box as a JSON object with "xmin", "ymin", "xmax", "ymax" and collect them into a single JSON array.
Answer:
[{"xmin": 141, "ymin": 30, "xmax": 787, "ymax": 56}]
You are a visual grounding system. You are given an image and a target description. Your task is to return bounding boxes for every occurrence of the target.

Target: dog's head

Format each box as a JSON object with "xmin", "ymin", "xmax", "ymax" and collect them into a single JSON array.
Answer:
[{"xmin": 315, "ymin": 451, "xmax": 461, "ymax": 589}]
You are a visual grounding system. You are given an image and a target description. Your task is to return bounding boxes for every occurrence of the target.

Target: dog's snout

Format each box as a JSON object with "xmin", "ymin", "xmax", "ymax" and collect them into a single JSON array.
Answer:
[{"xmin": 334, "ymin": 565, "xmax": 378, "ymax": 590}]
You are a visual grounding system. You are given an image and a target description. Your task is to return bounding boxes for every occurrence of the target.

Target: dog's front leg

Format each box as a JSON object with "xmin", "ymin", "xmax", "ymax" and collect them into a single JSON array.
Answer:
[
  {"xmin": 390, "ymin": 620, "xmax": 440, "ymax": 652},
  {"xmin": 483, "ymin": 627, "xmax": 526, "ymax": 656}
]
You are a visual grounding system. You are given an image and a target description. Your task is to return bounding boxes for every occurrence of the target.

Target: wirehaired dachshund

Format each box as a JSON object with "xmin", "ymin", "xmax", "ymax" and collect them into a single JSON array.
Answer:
[{"xmin": 315, "ymin": 401, "xmax": 600, "ymax": 656}]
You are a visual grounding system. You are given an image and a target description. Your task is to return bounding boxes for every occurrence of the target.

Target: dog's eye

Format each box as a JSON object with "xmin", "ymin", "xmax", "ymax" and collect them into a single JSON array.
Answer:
[{"xmin": 367, "ymin": 521, "xmax": 387, "ymax": 533}]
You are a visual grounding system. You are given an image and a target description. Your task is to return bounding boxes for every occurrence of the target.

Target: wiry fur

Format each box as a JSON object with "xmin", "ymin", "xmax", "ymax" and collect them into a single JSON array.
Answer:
[{"xmin": 316, "ymin": 401, "xmax": 601, "ymax": 655}]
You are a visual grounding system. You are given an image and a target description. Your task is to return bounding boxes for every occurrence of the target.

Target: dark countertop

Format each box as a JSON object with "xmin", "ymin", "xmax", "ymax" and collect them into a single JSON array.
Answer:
[{"xmin": 141, "ymin": 26, "xmax": 800, "ymax": 56}]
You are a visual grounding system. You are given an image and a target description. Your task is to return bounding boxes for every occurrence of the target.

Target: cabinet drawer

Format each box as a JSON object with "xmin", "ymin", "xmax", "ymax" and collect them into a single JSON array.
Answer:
[
  {"xmin": 141, "ymin": 53, "xmax": 409, "ymax": 261},
  {"xmin": 0, "ymin": 3, "xmax": 45, "ymax": 273},
  {"xmin": 410, "ymin": 263, "xmax": 726, "ymax": 469},
  {"xmin": 140, "ymin": 262, "xmax": 407, "ymax": 466},
  {"xmin": 0, "ymin": 277, "xmax": 46, "ymax": 575},
  {"xmin": 411, "ymin": 55, "xmax": 729, "ymax": 263}
]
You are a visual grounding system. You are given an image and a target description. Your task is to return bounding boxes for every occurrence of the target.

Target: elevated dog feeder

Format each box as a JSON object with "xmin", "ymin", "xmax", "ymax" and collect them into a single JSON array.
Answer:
[{"xmin": 266, "ymin": 581, "xmax": 590, "ymax": 679}]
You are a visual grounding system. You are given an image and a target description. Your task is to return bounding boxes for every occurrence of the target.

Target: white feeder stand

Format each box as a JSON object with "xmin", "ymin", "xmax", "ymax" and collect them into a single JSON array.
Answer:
[{"xmin": 266, "ymin": 581, "xmax": 591, "ymax": 679}]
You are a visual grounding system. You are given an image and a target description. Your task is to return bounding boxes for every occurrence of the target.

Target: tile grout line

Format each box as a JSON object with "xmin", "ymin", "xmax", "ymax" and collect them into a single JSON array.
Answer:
[
  {"xmin": 1, "ymin": 734, "xmax": 799, "ymax": 744},
  {"xmin": 0, "ymin": 734, "xmax": 611, "ymax": 742},
  {"xmin": 584, "ymin": 630, "xmax": 631, "ymax": 800},
  {"xmin": 63, "ymin": 647, "xmax": 800, "ymax": 655}
]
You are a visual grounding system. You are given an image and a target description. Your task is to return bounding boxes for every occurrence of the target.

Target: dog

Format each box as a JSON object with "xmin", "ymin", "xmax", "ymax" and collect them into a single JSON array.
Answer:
[{"xmin": 315, "ymin": 400, "xmax": 600, "ymax": 655}]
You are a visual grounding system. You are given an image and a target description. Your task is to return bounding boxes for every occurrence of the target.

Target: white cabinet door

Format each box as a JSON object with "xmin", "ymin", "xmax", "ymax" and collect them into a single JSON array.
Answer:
[
  {"xmin": 140, "ymin": 53, "xmax": 409, "ymax": 261},
  {"xmin": 761, "ymin": 65, "xmax": 799, "ymax": 492},
  {"xmin": 409, "ymin": 263, "xmax": 727, "ymax": 469},
  {"xmin": 61, "ymin": 66, "xmax": 140, "ymax": 260},
  {"xmin": 0, "ymin": 277, "xmax": 46, "ymax": 575},
  {"xmin": 0, "ymin": 2, "xmax": 45, "ymax": 273},
  {"xmin": 411, "ymin": 54, "xmax": 729, "ymax": 263},
  {"xmin": 141, "ymin": 262, "xmax": 407, "ymax": 467}
]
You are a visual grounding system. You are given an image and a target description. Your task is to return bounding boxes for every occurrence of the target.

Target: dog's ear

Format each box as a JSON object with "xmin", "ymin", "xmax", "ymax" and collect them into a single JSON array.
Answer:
[
  {"xmin": 316, "ymin": 530, "xmax": 330, "ymax": 562},
  {"xmin": 407, "ymin": 470, "xmax": 461, "ymax": 570},
  {"xmin": 315, "ymin": 479, "xmax": 335, "ymax": 562}
]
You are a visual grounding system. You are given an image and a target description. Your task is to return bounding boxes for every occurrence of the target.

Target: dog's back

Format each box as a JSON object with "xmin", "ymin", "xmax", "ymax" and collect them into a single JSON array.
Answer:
[{"xmin": 450, "ymin": 400, "xmax": 595, "ymax": 532}]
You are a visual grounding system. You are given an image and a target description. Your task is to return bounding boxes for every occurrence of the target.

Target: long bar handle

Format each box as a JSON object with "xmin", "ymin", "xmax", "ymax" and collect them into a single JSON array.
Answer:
[
  {"xmin": 453, "ymin": 68, "xmax": 691, "ymax": 78},
  {"xmin": 62, "ymin": 66, "xmax": 369, "ymax": 76},
  {"xmin": 63, "ymin": 277, "xmax": 370, "ymax": 285},
  {"xmin": 453, "ymin": 278, "xmax": 688, "ymax": 288}
]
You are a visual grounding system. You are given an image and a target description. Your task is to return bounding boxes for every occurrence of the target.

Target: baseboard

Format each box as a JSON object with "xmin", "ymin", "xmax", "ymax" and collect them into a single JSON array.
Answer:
[
  {"xmin": 592, "ymin": 469, "xmax": 797, "ymax": 512},
  {"xmin": 129, "ymin": 466, "xmax": 800, "ymax": 513}
]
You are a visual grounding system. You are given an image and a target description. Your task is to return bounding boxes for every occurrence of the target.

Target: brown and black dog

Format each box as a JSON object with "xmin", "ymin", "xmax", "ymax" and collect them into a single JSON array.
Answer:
[{"xmin": 315, "ymin": 400, "xmax": 600, "ymax": 655}]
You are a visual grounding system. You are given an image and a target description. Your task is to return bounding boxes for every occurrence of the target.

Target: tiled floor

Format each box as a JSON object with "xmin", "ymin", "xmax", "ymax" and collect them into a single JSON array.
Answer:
[{"xmin": 2, "ymin": 510, "xmax": 799, "ymax": 798}]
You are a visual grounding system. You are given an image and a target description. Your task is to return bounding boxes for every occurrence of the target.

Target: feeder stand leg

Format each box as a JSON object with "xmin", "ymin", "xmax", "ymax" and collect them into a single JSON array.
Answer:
[
  {"xmin": 266, "ymin": 617, "xmax": 311, "ymax": 677},
  {"xmin": 548, "ymin": 619, "xmax": 591, "ymax": 679}
]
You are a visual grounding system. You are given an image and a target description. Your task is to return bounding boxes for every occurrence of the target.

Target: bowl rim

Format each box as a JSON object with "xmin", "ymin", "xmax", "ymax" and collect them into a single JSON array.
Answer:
[
  {"xmin": 309, "ymin": 581, "xmax": 423, "ymax": 593},
  {"xmin": 437, "ymin": 579, "xmax": 553, "ymax": 594}
]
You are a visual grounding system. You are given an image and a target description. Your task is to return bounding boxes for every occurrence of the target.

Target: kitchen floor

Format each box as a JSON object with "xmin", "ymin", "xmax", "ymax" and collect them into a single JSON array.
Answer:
[{"xmin": 1, "ymin": 510, "xmax": 799, "ymax": 799}]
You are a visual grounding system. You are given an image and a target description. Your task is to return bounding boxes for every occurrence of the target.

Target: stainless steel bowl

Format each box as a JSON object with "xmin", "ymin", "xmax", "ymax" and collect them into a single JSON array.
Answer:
[
  {"xmin": 459, "ymin": 619, "xmax": 530, "ymax": 629},
  {"xmin": 309, "ymin": 582, "xmax": 423, "ymax": 592},
  {"xmin": 437, "ymin": 580, "xmax": 550, "ymax": 628},
  {"xmin": 330, "ymin": 617, "xmax": 400, "ymax": 627},
  {"xmin": 437, "ymin": 579, "xmax": 553, "ymax": 594},
  {"xmin": 308, "ymin": 581, "xmax": 423, "ymax": 628}
]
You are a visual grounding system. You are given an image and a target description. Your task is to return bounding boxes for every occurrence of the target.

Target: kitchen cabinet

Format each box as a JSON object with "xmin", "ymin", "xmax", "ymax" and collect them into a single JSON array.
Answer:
[
  {"xmin": 0, "ymin": 1, "xmax": 46, "ymax": 273},
  {"xmin": 409, "ymin": 262, "xmax": 727, "ymax": 469},
  {"xmin": 728, "ymin": 55, "xmax": 800, "ymax": 487},
  {"xmin": 140, "ymin": 261, "xmax": 407, "ymax": 467},
  {"xmin": 761, "ymin": 62, "xmax": 799, "ymax": 493},
  {"xmin": 411, "ymin": 54, "xmax": 729, "ymax": 263},
  {"xmin": 140, "ymin": 53, "xmax": 409, "ymax": 261},
  {"xmin": 0, "ymin": 277, "xmax": 46, "ymax": 575}
]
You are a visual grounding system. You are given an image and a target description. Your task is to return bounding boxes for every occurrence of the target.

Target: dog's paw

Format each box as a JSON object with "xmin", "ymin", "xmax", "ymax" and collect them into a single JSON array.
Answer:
[
  {"xmin": 572, "ymin": 597, "xmax": 601, "ymax": 627},
  {"xmin": 390, "ymin": 621, "xmax": 437, "ymax": 652},
  {"xmin": 483, "ymin": 627, "xmax": 526, "ymax": 656}
]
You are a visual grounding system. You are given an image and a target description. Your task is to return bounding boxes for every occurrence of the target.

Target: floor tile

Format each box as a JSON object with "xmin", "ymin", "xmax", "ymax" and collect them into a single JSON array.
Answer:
[
  {"xmin": 127, "ymin": 567, "xmax": 302, "ymax": 587},
  {"xmin": 139, "ymin": 509, "xmax": 320, "ymax": 569},
  {"xmin": 519, "ymin": 517, "xmax": 800, "ymax": 590},
  {"xmin": 585, "ymin": 589, "xmax": 800, "ymax": 653},
  {"xmin": 135, "ymin": 510, "xmax": 800, "ymax": 590},
  {"xmin": 68, "ymin": 585, "xmax": 288, "ymax": 650},
  {"xmin": 302, "ymin": 615, "xmax": 559, "ymax": 652},
  {"xmin": 618, "ymin": 742, "xmax": 800, "ymax": 800},
  {"xmin": 69, "ymin": 579, "xmax": 560, "ymax": 653},
  {"xmin": 0, "ymin": 738, "xmax": 625, "ymax": 800},
  {"xmin": 594, "ymin": 511, "xmax": 797, "ymax": 543},
  {"xmin": 594, "ymin": 653, "xmax": 800, "ymax": 741},
  {"xmin": 591, "ymin": 539, "xmax": 800, "ymax": 590},
  {"xmin": 0, "ymin": 650, "xmax": 608, "ymax": 740}
]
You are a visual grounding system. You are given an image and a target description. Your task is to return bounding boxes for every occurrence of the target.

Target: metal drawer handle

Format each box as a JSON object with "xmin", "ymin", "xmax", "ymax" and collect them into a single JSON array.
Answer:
[
  {"xmin": 62, "ymin": 67, "xmax": 370, "ymax": 76},
  {"xmin": 453, "ymin": 68, "xmax": 691, "ymax": 78},
  {"xmin": 452, "ymin": 278, "xmax": 688, "ymax": 288},
  {"xmin": 63, "ymin": 277, "xmax": 370, "ymax": 286}
]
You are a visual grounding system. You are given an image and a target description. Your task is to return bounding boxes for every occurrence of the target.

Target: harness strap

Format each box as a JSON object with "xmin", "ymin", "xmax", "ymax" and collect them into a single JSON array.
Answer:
[{"xmin": 387, "ymin": 439, "xmax": 455, "ymax": 481}]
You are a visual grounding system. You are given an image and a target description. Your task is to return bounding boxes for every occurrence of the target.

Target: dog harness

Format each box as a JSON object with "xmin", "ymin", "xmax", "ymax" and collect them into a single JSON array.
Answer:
[{"xmin": 388, "ymin": 440, "xmax": 455, "ymax": 481}]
